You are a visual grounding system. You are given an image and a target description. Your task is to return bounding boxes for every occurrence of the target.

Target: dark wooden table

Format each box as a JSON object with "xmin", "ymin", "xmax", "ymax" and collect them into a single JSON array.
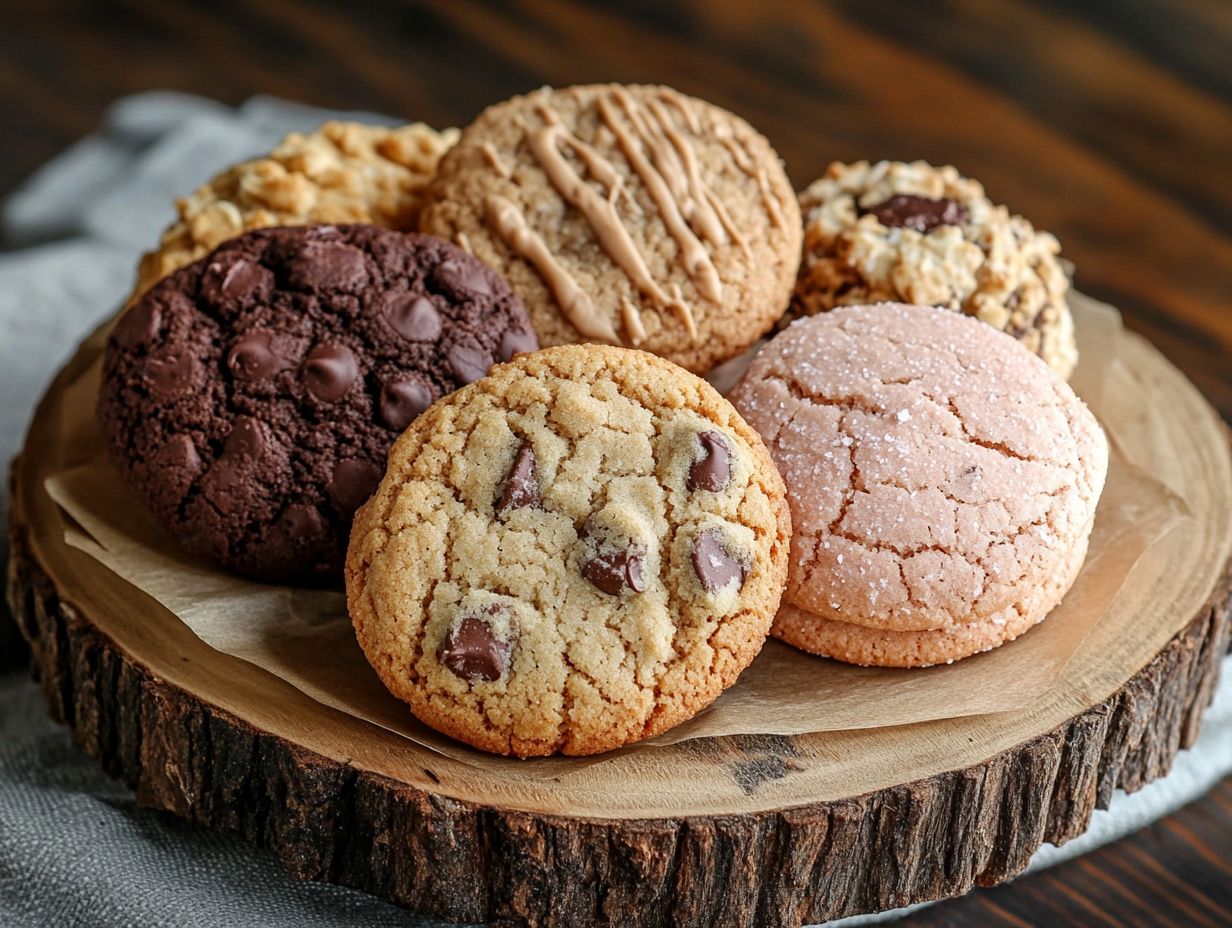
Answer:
[{"xmin": 1, "ymin": 1, "xmax": 1229, "ymax": 925}]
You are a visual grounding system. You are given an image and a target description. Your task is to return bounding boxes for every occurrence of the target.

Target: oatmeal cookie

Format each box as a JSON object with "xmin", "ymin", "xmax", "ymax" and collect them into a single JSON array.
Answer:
[
  {"xmin": 794, "ymin": 160, "xmax": 1077, "ymax": 378},
  {"xmin": 131, "ymin": 120, "xmax": 459, "ymax": 300},
  {"xmin": 346, "ymin": 344, "xmax": 791, "ymax": 755}
]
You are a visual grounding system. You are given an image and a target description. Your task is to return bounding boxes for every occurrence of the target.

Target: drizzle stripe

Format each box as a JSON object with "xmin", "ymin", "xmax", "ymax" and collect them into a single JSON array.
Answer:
[
  {"xmin": 484, "ymin": 194, "xmax": 618, "ymax": 342},
  {"xmin": 599, "ymin": 89, "xmax": 723, "ymax": 304}
]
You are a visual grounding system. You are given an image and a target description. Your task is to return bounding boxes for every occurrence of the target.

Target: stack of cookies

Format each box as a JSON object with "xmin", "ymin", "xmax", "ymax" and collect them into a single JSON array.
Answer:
[{"xmin": 97, "ymin": 83, "xmax": 1107, "ymax": 757}]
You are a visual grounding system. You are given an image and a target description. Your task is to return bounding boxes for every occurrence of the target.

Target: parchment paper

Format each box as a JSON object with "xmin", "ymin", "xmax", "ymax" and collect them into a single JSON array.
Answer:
[{"xmin": 45, "ymin": 295, "xmax": 1187, "ymax": 776}]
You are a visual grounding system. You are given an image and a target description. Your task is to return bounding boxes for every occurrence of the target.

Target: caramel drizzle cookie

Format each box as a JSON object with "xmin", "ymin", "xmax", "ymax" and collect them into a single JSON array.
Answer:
[
  {"xmin": 131, "ymin": 120, "xmax": 460, "ymax": 301},
  {"xmin": 346, "ymin": 344, "xmax": 791, "ymax": 756},
  {"xmin": 421, "ymin": 84, "xmax": 801, "ymax": 374},
  {"xmin": 793, "ymin": 160, "xmax": 1077, "ymax": 378}
]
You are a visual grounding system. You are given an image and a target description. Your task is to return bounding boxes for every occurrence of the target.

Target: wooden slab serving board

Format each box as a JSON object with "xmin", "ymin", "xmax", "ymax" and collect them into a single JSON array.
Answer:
[{"xmin": 6, "ymin": 308, "xmax": 1231, "ymax": 928}]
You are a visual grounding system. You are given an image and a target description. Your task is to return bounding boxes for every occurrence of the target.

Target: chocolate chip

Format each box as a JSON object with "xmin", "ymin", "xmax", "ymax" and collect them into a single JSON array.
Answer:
[
  {"xmin": 432, "ymin": 258, "xmax": 492, "ymax": 298},
  {"xmin": 272, "ymin": 503, "xmax": 326, "ymax": 545},
  {"xmin": 202, "ymin": 418, "xmax": 268, "ymax": 499},
  {"xmin": 440, "ymin": 607, "xmax": 510, "ymax": 683},
  {"xmin": 497, "ymin": 441, "xmax": 540, "ymax": 513},
  {"xmin": 205, "ymin": 258, "xmax": 274, "ymax": 305},
  {"xmin": 692, "ymin": 528, "xmax": 747, "ymax": 594},
  {"xmin": 331, "ymin": 458, "xmax": 382, "ymax": 511},
  {"xmin": 113, "ymin": 302, "xmax": 160, "ymax": 350},
  {"xmin": 302, "ymin": 342, "xmax": 358, "ymax": 402},
  {"xmin": 448, "ymin": 339, "xmax": 493, "ymax": 384},
  {"xmin": 583, "ymin": 544, "xmax": 649, "ymax": 596},
  {"xmin": 161, "ymin": 433, "xmax": 201, "ymax": 475},
  {"xmin": 378, "ymin": 377, "xmax": 435, "ymax": 430},
  {"xmin": 688, "ymin": 431, "xmax": 732, "ymax": 492},
  {"xmin": 499, "ymin": 326, "xmax": 538, "ymax": 362},
  {"xmin": 148, "ymin": 433, "xmax": 201, "ymax": 510},
  {"xmin": 382, "ymin": 293, "xmax": 442, "ymax": 342},
  {"xmin": 226, "ymin": 330, "xmax": 293, "ymax": 383},
  {"xmin": 225, "ymin": 416, "xmax": 267, "ymax": 459},
  {"xmin": 288, "ymin": 241, "xmax": 369, "ymax": 292},
  {"xmin": 864, "ymin": 195, "xmax": 968, "ymax": 234},
  {"xmin": 143, "ymin": 352, "xmax": 196, "ymax": 401}
]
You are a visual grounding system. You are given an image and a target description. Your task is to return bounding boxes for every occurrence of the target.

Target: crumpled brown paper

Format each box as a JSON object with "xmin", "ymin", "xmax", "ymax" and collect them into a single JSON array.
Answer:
[{"xmin": 46, "ymin": 294, "xmax": 1187, "ymax": 777}]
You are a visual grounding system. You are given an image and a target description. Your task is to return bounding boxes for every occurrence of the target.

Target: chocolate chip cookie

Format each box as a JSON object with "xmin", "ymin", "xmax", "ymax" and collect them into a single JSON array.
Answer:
[
  {"xmin": 793, "ymin": 160, "xmax": 1077, "ymax": 378},
  {"xmin": 346, "ymin": 344, "xmax": 791, "ymax": 756},
  {"xmin": 420, "ymin": 84, "xmax": 801, "ymax": 374},
  {"xmin": 97, "ymin": 223, "xmax": 537, "ymax": 583}
]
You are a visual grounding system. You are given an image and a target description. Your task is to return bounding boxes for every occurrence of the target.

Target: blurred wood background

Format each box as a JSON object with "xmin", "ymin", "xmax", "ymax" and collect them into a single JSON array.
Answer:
[{"xmin": 1, "ymin": 1, "xmax": 1229, "ymax": 925}]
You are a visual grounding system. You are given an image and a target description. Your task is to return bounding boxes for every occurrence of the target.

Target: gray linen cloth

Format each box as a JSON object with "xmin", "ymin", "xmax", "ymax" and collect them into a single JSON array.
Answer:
[{"xmin": 0, "ymin": 93, "xmax": 1228, "ymax": 928}]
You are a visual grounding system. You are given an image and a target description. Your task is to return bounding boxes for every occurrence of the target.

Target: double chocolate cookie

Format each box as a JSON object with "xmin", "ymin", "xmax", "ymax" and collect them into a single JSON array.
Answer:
[
  {"xmin": 97, "ymin": 223, "xmax": 537, "ymax": 583},
  {"xmin": 346, "ymin": 344, "xmax": 791, "ymax": 756}
]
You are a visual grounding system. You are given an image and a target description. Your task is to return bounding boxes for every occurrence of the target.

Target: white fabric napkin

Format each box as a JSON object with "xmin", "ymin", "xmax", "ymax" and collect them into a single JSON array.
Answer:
[{"xmin": 0, "ymin": 92, "xmax": 1227, "ymax": 928}]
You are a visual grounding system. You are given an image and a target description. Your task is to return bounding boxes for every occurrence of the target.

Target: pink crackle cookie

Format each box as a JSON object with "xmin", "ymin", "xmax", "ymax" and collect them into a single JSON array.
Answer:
[{"xmin": 730, "ymin": 303, "xmax": 1107, "ymax": 667}]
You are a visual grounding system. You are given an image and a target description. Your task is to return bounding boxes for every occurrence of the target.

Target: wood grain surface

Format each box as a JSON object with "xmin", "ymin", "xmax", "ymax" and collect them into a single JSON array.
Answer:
[{"xmin": 1, "ymin": 1, "xmax": 1229, "ymax": 925}]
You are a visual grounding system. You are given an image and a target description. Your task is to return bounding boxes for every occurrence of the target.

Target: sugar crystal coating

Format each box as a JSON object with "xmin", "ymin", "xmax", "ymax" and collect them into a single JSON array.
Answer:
[{"xmin": 730, "ymin": 302, "xmax": 1107, "ymax": 666}]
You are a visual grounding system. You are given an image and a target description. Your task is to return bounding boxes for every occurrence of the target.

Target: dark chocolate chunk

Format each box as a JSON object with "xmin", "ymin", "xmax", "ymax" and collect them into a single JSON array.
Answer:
[
  {"xmin": 499, "ymin": 326, "xmax": 537, "ymax": 362},
  {"xmin": 688, "ymin": 430, "xmax": 732, "ymax": 492},
  {"xmin": 864, "ymin": 195, "xmax": 968, "ymax": 234},
  {"xmin": 272, "ymin": 503, "xmax": 327, "ymax": 546},
  {"xmin": 225, "ymin": 416, "xmax": 267, "ymax": 460},
  {"xmin": 447, "ymin": 339, "xmax": 493, "ymax": 384},
  {"xmin": 160, "ymin": 433, "xmax": 201, "ymax": 475},
  {"xmin": 113, "ymin": 302, "xmax": 160, "ymax": 350},
  {"xmin": 203, "ymin": 417, "xmax": 269, "ymax": 498},
  {"xmin": 692, "ymin": 528, "xmax": 748, "ymax": 593},
  {"xmin": 497, "ymin": 441, "xmax": 540, "ymax": 513},
  {"xmin": 204, "ymin": 257, "xmax": 274, "ymax": 305},
  {"xmin": 287, "ymin": 240, "xmax": 369, "ymax": 292},
  {"xmin": 441, "ymin": 606, "xmax": 510, "ymax": 682},
  {"xmin": 226, "ymin": 330, "xmax": 293, "ymax": 383},
  {"xmin": 331, "ymin": 458, "xmax": 382, "ymax": 511},
  {"xmin": 302, "ymin": 342, "xmax": 359, "ymax": 402},
  {"xmin": 583, "ymin": 544, "xmax": 649, "ymax": 596},
  {"xmin": 146, "ymin": 433, "xmax": 201, "ymax": 511},
  {"xmin": 383, "ymin": 292, "xmax": 442, "ymax": 342},
  {"xmin": 379, "ymin": 377, "xmax": 435, "ymax": 431},
  {"xmin": 432, "ymin": 257, "xmax": 492, "ymax": 298},
  {"xmin": 143, "ymin": 352, "xmax": 196, "ymax": 401}
]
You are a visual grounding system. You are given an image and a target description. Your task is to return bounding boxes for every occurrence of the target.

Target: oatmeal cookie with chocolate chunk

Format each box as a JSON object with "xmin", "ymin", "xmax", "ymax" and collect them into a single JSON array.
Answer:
[
  {"xmin": 98, "ymin": 224, "xmax": 535, "ymax": 584},
  {"xmin": 346, "ymin": 344, "xmax": 791, "ymax": 756},
  {"xmin": 421, "ymin": 84, "xmax": 801, "ymax": 374},
  {"xmin": 132, "ymin": 120, "xmax": 459, "ymax": 300},
  {"xmin": 793, "ymin": 160, "xmax": 1077, "ymax": 378},
  {"xmin": 731, "ymin": 303, "xmax": 1106, "ymax": 667}
]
